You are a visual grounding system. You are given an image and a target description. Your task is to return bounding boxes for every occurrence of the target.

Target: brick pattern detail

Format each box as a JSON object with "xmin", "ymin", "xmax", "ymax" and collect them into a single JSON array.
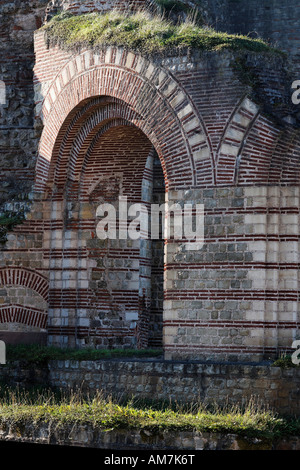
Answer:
[
  {"xmin": 163, "ymin": 186, "xmax": 300, "ymax": 362},
  {"xmin": 34, "ymin": 40, "xmax": 213, "ymax": 191},
  {"xmin": 0, "ymin": 267, "xmax": 48, "ymax": 330}
]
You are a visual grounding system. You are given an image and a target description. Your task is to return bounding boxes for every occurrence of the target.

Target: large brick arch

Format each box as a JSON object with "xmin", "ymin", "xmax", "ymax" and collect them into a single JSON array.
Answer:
[{"xmin": 34, "ymin": 47, "xmax": 214, "ymax": 192}]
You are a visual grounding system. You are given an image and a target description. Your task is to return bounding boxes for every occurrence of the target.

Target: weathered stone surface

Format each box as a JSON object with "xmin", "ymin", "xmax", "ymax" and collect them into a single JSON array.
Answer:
[{"xmin": 1, "ymin": 359, "xmax": 300, "ymax": 416}]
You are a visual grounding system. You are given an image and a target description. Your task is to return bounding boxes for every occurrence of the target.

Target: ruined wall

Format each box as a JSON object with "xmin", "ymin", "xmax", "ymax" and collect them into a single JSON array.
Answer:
[
  {"xmin": 1, "ymin": 1, "xmax": 300, "ymax": 361},
  {"xmin": 197, "ymin": 0, "xmax": 300, "ymax": 78},
  {"xmin": 1, "ymin": 359, "xmax": 300, "ymax": 417},
  {"xmin": 44, "ymin": 0, "xmax": 300, "ymax": 78},
  {"xmin": 0, "ymin": 0, "xmax": 48, "ymax": 340},
  {"xmin": 48, "ymin": 359, "xmax": 300, "ymax": 417},
  {"xmin": 0, "ymin": 1, "xmax": 151, "ymax": 214},
  {"xmin": 1, "ymin": 0, "xmax": 300, "ymax": 213}
]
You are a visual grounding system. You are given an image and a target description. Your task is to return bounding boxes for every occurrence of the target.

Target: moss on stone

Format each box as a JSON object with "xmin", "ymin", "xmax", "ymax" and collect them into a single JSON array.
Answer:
[{"xmin": 41, "ymin": 10, "xmax": 280, "ymax": 57}]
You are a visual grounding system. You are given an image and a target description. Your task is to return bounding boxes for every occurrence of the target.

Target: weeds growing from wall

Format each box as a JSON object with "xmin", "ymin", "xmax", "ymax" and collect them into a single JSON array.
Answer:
[{"xmin": 42, "ymin": 10, "xmax": 280, "ymax": 57}]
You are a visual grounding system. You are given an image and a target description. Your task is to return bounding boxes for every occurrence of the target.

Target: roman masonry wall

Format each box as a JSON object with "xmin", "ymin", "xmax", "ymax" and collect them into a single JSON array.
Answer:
[{"xmin": 0, "ymin": 0, "xmax": 48, "ymax": 210}]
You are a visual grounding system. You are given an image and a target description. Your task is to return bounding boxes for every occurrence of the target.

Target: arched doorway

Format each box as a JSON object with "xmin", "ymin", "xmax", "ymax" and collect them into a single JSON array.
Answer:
[{"xmin": 46, "ymin": 97, "xmax": 165, "ymax": 349}]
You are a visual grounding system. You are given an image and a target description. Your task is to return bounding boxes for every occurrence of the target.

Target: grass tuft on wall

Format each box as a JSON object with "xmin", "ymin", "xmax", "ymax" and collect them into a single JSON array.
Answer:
[{"xmin": 0, "ymin": 385, "xmax": 297, "ymax": 440}]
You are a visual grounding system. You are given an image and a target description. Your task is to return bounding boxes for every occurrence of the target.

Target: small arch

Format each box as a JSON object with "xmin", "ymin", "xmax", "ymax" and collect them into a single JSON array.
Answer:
[
  {"xmin": 0, "ymin": 305, "xmax": 48, "ymax": 329},
  {"xmin": 216, "ymin": 96, "xmax": 260, "ymax": 185}
]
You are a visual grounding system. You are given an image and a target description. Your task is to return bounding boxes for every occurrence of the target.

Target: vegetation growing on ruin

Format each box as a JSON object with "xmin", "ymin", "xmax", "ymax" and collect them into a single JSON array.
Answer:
[
  {"xmin": 5, "ymin": 344, "xmax": 163, "ymax": 365},
  {"xmin": 42, "ymin": 10, "xmax": 280, "ymax": 57},
  {"xmin": 0, "ymin": 385, "xmax": 298, "ymax": 441}
]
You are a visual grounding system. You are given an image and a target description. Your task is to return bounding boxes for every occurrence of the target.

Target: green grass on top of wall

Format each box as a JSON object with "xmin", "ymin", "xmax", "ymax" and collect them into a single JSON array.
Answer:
[{"xmin": 41, "ymin": 10, "xmax": 281, "ymax": 57}]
